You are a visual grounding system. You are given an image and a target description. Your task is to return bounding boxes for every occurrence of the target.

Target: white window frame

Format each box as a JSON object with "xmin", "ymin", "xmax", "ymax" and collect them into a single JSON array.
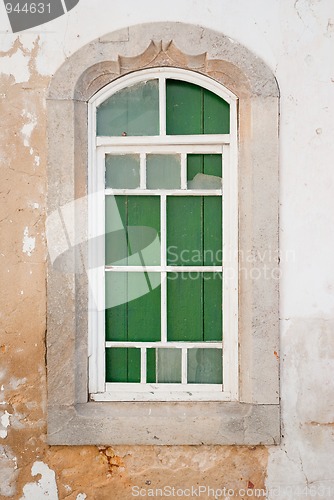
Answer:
[{"xmin": 87, "ymin": 68, "xmax": 239, "ymax": 402}]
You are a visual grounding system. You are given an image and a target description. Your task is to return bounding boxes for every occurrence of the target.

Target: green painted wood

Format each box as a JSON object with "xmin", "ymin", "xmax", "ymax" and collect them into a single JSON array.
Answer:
[
  {"xmin": 203, "ymin": 88, "xmax": 230, "ymax": 134},
  {"xmin": 106, "ymin": 348, "xmax": 140, "ymax": 383},
  {"xmin": 187, "ymin": 348, "xmax": 222, "ymax": 384},
  {"xmin": 203, "ymin": 197, "xmax": 222, "ymax": 265},
  {"xmin": 187, "ymin": 154, "xmax": 222, "ymax": 188},
  {"xmin": 106, "ymin": 348, "xmax": 127, "ymax": 382},
  {"xmin": 167, "ymin": 196, "xmax": 202, "ymax": 266},
  {"xmin": 166, "ymin": 80, "xmax": 230, "ymax": 135},
  {"xmin": 127, "ymin": 196, "xmax": 160, "ymax": 266},
  {"xmin": 106, "ymin": 273, "xmax": 160, "ymax": 343},
  {"xmin": 105, "ymin": 154, "xmax": 140, "ymax": 189},
  {"xmin": 127, "ymin": 272, "xmax": 161, "ymax": 342},
  {"xmin": 203, "ymin": 154, "xmax": 222, "ymax": 177},
  {"xmin": 203, "ymin": 272, "xmax": 222, "ymax": 341},
  {"xmin": 167, "ymin": 196, "xmax": 222, "ymax": 266},
  {"xmin": 167, "ymin": 272, "xmax": 203, "ymax": 341},
  {"xmin": 105, "ymin": 196, "xmax": 128, "ymax": 266},
  {"xmin": 97, "ymin": 80, "xmax": 159, "ymax": 136},
  {"xmin": 146, "ymin": 348, "xmax": 156, "ymax": 383},
  {"xmin": 127, "ymin": 348, "xmax": 141, "ymax": 382},
  {"xmin": 166, "ymin": 80, "xmax": 202, "ymax": 135},
  {"xmin": 187, "ymin": 154, "xmax": 203, "ymax": 183},
  {"xmin": 105, "ymin": 272, "xmax": 127, "ymax": 341}
]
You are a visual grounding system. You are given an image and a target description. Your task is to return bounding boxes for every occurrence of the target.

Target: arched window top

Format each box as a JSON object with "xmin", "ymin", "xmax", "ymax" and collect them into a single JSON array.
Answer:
[{"xmin": 94, "ymin": 68, "xmax": 236, "ymax": 137}]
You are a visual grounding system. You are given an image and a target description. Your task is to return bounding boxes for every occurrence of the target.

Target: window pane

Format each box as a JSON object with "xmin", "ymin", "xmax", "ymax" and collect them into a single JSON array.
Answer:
[
  {"xmin": 106, "ymin": 196, "xmax": 160, "ymax": 266},
  {"xmin": 105, "ymin": 272, "xmax": 161, "ymax": 342},
  {"xmin": 203, "ymin": 89, "xmax": 230, "ymax": 134},
  {"xmin": 187, "ymin": 348, "xmax": 222, "ymax": 384},
  {"xmin": 167, "ymin": 272, "xmax": 222, "ymax": 342},
  {"xmin": 97, "ymin": 80, "xmax": 159, "ymax": 136},
  {"xmin": 203, "ymin": 272, "xmax": 222, "ymax": 341},
  {"xmin": 167, "ymin": 196, "xmax": 222, "ymax": 266},
  {"xmin": 187, "ymin": 154, "xmax": 222, "ymax": 189},
  {"xmin": 105, "ymin": 154, "xmax": 140, "ymax": 189},
  {"xmin": 106, "ymin": 348, "xmax": 140, "ymax": 382},
  {"xmin": 147, "ymin": 348, "xmax": 182, "ymax": 383},
  {"xmin": 166, "ymin": 80, "xmax": 230, "ymax": 135},
  {"xmin": 146, "ymin": 154, "xmax": 181, "ymax": 189}
]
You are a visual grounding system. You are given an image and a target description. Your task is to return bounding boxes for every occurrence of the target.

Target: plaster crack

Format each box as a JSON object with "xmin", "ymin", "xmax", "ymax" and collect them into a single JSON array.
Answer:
[
  {"xmin": 294, "ymin": 0, "xmax": 304, "ymax": 24},
  {"xmin": 283, "ymin": 448, "xmax": 309, "ymax": 487},
  {"xmin": 298, "ymin": 451, "xmax": 309, "ymax": 487}
]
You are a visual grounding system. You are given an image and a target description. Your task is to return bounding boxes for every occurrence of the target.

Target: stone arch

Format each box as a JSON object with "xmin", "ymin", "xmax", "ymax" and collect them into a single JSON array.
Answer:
[{"xmin": 46, "ymin": 23, "xmax": 280, "ymax": 445}]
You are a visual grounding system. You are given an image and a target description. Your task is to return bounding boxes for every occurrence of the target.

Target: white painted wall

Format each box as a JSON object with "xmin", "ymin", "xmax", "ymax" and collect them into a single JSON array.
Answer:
[{"xmin": 1, "ymin": 0, "xmax": 333, "ymax": 497}]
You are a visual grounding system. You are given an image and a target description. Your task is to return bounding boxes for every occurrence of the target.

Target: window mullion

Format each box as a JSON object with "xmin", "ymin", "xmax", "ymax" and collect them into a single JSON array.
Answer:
[
  {"xmin": 140, "ymin": 347, "xmax": 147, "ymax": 383},
  {"xmin": 181, "ymin": 153, "xmax": 187, "ymax": 189},
  {"xmin": 140, "ymin": 153, "xmax": 146, "ymax": 188},
  {"xmin": 159, "ymin": 76, "xmax": 166, "ymax": 136},
  {"xmin": 181, "ymin": 348, "xmax": 187, "ymax": 384},
  {"xmin": 161, "ymin": 194, "xmax": 167, "ymax": 343}
]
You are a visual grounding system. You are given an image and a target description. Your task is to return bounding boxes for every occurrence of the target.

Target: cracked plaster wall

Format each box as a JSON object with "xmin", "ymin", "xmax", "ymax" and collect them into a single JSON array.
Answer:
[{"xmin": 0, "ymin": 0, "xmax": 333, "ymax": 498}]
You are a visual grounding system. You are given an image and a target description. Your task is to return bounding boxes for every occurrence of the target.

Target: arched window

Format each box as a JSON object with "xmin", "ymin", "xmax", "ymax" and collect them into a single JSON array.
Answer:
[
  {"xmin": 46, "ymin": 24, "xmax": 279, "ymax": 445},
  {"xmin": 88, "ymin": 69, "xmax": 238, "ymax": 401}
]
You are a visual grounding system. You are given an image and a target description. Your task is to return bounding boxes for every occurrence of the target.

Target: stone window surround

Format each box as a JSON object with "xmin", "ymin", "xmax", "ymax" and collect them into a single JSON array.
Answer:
[{"xmin": 47, "ymin": 22, "xmax": 280, "ymax": 445}]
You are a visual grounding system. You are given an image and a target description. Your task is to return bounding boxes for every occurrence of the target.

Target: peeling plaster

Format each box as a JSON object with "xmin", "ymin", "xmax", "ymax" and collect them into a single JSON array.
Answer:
[
  {"xmin": 21, "ymin": 111, "xmax": 37, "ymax": 147},
  {"xmin": 76, "ymin": 494, "xmax": 87, "ymax": 500},
  {"xmin": 0, "ymin": 411, "xmax": 11, "ymax": 439},
  {"xmin": 0, "ymin": 50, "xmax": 30, "ymax": 83},
  {"xmin": 22, "ymin": 226, "xmax": 36, "ymax": 256},
  {"xmin": 9, "ymin": 377, "xmax": 27, "ymax": 390},
  {"xmin": 0, "ymin": 446, "xmax": 19, "ymax": 497},
  {"xmin": 20, "ymin": 461, "xmax": 58, "ymax": 500}
]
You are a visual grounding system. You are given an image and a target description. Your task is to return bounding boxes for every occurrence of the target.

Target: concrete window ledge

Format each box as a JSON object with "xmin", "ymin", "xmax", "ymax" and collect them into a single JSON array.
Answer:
[
  {"xmin": 48, "ymin": 403, "xmax": 280, "ymax": 445},
  {"xmin": 47, "ymin": 22, "xmax": 280, "ymax": 446}
]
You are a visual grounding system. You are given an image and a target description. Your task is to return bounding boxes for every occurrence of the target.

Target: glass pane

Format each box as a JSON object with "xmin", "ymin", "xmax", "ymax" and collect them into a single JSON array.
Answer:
[
  {"xmin": 97, "ymin": 80, "xmax": 159, "ymax": 136},
  {"xmin": 166, "ymin": 80, "xmax": 230, "ymax": 135},
  {"xmin": 106, "ymin": 348, "xmax": 140, "ymax": 382},
  {"xmin": 105, "ymin": 272, "xmax": 161, "ymax": 341},
  {"xmin": 106, "ymin": 196, "xmax": 160, "ymax": 266},
  {"xmin": 146, "ymin": 348, "xmax": 156, "ymax": 383},
  {"xmin": 203, "ymin": 272, "xmax": 222, "ymax": 341},
  {"xmin": 146, "ymin": 154, "xmax": 181, "ymax": 189},
  {"xmin": 146, "ymin": 348, "xmax": 182, "ymax": 383},
  {"xmin": 203, "ymin": 89, "xmax": 230, "ymax": 134},
  {"xmin": 167, "ymin": 272, "xmax": 222, "ymax": 342},
  {"xmin": 167, "ymin": 196, "xmax": 222, "ymax": 266},
  {"xmin": 187, "ymin": 348, "xmax": 222, "ymax": 384},
  {"xmin": 187, "ymin": 154, "xmax": 222, "ymax": 189},
  {"xmin": 105, "ymin": 154, "xmax": 140, "ymax": 189}
]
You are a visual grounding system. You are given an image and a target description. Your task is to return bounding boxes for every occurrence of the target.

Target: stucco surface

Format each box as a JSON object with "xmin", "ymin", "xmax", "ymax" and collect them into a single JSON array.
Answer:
[{"xmin": 0, "ymin": 0, "xmax": 333, "ymax": 498}]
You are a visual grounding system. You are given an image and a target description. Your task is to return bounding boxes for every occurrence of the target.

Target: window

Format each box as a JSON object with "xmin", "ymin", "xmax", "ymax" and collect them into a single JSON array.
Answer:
[
  {"xmin": 46, "ymin": 23, "xmax": 280, "ymax": 445},
  {"xmin": 88, "ymin": 69, "xmax": 238, "ymax": 402}
]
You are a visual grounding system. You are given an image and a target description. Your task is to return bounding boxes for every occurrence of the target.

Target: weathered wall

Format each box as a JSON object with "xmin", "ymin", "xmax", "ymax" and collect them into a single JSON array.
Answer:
[{"xmin": 0, "ymin": 0, "xmax": 333, "ymax": 498}]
